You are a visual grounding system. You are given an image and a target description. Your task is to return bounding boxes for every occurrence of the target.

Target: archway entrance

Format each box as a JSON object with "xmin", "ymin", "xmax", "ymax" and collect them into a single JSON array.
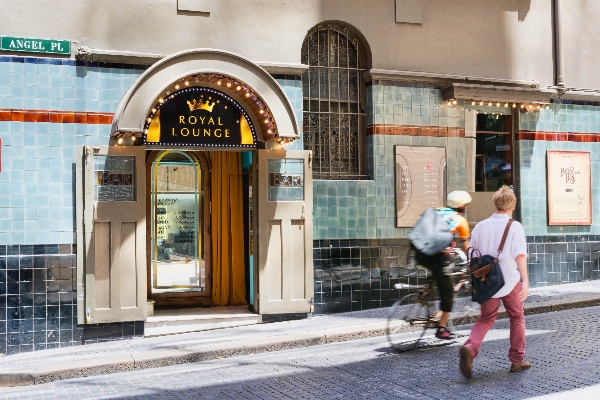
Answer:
[{"xmin": 77, "ymin": 49, "xmax": 313, "ymax": 336}]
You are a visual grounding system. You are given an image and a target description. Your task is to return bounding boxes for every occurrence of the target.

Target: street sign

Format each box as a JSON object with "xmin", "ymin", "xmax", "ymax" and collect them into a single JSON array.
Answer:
[{"xmin": 0, "ymin": 36, "xmax": 71, "ymax": 55}]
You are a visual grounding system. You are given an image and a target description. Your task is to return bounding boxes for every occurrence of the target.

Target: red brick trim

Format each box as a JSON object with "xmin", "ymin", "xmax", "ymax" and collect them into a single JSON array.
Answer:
[
  {"xmin": 366, "ymin": 124, "xmax": 465, "ymax": 138},
  {"xmin": 0, "ymin": 108, "xmax": 113, "ymax": 124},
  {"xmin": 516, "ymin": 130, "xmax": 600, "ymax": 142}
]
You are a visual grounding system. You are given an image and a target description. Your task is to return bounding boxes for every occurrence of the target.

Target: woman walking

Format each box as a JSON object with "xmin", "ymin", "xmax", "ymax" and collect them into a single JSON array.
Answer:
[{"xmin": 459, "ymin": 185, "xmax": 531, "ymax": 379}]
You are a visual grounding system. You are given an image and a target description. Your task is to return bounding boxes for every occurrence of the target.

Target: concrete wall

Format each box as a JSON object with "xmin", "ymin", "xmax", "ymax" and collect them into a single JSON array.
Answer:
[{"xmin": 1, "ymin": 0, "xmax": 556, "ymax": 86}]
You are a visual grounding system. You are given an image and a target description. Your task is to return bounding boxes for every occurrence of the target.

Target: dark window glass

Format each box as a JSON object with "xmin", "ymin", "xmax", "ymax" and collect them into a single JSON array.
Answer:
[{"xmin": 475, "ymin": 114, "xmax": 513, "ymax": 192}]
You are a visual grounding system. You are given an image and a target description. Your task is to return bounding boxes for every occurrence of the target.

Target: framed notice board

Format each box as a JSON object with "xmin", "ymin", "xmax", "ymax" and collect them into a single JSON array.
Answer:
[
  {"xmin": 547, "ymin": 150, "xmax": 591, "ymax": 225},
  {"xmin": 395, "ymin": 146, "xmax": 447, "ymax": 227}
]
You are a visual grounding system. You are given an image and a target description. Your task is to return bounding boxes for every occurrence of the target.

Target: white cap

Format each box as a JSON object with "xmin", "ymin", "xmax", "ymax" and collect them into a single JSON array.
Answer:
[{"xmin": 447, "ymin": 191, "xmax": 472, "ymax": 208}]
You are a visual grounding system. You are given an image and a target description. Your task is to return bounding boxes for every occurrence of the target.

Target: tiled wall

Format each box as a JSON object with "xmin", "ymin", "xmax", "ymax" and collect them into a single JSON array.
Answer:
[
  {"xmin": 527, "ymin": 235, "xmax": 600, "ymax": 287},
  {"xmin": 0, "ymin": 244, "xmax": 144, "ymax": 355},
  {"xmin": 312, "ymin": 83, "xmax": 467, "ymax": 240},
  {"xmin": 273, "ymin": 74, "xmax": 304, "ymax": 151},
  {"xmin": 517, "ymin": 103, "xmax": 600, "ymax": 236},
  {"xmin": 0, "ymin": 57, "xmax": 146, "ymax": 245}
]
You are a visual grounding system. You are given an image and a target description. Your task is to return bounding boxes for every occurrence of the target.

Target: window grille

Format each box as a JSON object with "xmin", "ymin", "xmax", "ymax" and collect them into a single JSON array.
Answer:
[{"xmin": 301, "ymin": 25, "xmax": 366, "ymax": 180}]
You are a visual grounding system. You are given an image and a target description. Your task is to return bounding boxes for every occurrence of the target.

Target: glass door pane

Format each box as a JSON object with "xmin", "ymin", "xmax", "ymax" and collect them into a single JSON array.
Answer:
[{"xmin": 151, "ymin": 151, "xmax": 204, "ymax": 292}]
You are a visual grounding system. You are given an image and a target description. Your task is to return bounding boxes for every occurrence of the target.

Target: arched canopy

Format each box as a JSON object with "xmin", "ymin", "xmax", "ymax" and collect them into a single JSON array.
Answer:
[{"xmin": 112, "ymin": 48, "xmax": 299, "ymax": 142}]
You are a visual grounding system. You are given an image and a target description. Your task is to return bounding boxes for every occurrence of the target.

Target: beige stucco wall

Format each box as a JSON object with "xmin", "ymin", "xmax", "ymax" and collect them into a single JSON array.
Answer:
[
  {"xmin": 1, "ymin": 0, "xmax": 596, "ymax": 90},
  {"xmin": 561, "ymin": 1, "xmax": 600, "ymax": 90}
]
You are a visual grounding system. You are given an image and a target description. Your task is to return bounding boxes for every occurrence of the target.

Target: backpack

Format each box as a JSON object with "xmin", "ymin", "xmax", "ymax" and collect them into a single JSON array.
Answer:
[{"xmin": 407, "ymin": 207, "xmax": 454, "ymax": 256}]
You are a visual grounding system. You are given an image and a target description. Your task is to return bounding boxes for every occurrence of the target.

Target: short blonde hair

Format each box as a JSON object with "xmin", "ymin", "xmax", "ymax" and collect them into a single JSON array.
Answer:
[{"xmin": 493, "ymin": 185, "xmax": 517, "ymax": 211}]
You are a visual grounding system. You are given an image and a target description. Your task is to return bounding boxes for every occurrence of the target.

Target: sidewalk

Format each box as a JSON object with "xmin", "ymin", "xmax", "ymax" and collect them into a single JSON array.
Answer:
[{"xmin": 1, "ymin": 280, "xmax": 599, "ymax": 387}]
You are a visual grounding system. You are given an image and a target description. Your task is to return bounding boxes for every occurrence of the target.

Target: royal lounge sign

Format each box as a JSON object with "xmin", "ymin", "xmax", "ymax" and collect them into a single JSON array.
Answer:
[
  {"xmin": 1, "ymin": 36, "xmax": 71, "ymax": 55},
  {"xmin": 144, "ymin": 87, "xmax": 256, "ymax": 148}
]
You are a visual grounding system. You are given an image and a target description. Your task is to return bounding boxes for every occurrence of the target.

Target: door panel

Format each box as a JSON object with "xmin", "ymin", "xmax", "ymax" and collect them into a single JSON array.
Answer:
[
  {"xmin": 256, "ymin": 149, "xmax": 313, "ymax": 314},
  {"xmin": 76, "ymin": 145, "xmax": 147, "ymax": 324}
]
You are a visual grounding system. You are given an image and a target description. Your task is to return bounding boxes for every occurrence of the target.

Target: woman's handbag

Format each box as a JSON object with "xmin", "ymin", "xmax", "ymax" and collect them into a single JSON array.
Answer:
[{"xmin": 468, "ymin": 220, "xmax": 513, "ymax": 304}]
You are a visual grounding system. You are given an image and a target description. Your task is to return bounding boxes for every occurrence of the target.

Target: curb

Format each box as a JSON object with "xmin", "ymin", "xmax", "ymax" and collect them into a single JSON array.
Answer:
[{"xmin": 1, "ymin": 295, "xmax": 599, "ymax": 387}]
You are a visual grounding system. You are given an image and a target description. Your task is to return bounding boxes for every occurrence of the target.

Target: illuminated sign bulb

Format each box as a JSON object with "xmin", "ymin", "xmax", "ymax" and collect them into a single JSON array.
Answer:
[
  {"xmin": 217, "ymin": 80, "xmax": 222, "ymax": 85},
  {"xmin": 259, "ymin": 109, "xmax": 264, "ymax": 114},
  {"xmin": 236, "ymin": 86, "xmax": 241, "ymax": 91},
  {"xmin": 175, "ymin": 85, "xmax": 180, "ymax": 90},
  {"xmin": 227, "ymin": 82, "xmax": 231, "ymax": 88},
  {"xmin": 185, "ymin": 81, "xmax": 189, "ymax": 86}
]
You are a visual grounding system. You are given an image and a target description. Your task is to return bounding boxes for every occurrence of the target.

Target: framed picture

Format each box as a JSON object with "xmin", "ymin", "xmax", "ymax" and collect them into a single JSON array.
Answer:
[
  {"xmin": 395, "ymin": 146, "xmax": 447, "ymax": 227},
  {"xmin": 547, "ymin": 150, "xmax": 591, "ymax": 225}
]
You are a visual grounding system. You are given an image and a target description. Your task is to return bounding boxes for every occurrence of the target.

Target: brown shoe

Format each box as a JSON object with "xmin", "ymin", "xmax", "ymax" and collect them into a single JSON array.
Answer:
[
  {"xmin": 459, "ymin": 345, "xmax": 473, "ymax": 379},
  {"xmin": 510, "ymin": 360, "xmax": 532, "ymax": 372}
]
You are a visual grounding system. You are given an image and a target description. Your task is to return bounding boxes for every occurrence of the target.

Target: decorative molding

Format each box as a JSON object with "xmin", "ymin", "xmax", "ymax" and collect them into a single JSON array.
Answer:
[
  {"xmin": 0, "ymin": 108, "xmax": 113, "ymax": 124},
  {"xmin": 257, "ymin": 62, "xmax": 308, "ymax": 76},
  {"xmin": 517, "ymin": 130, "xmax": 600, "ymax": 142},
  {"xmin": 75, "ymin": 47, "xmax": 165, "ymax": 65},
  {"xmin": 366, "ymin": 124, "xmax": 465, "ymax": 137},
  {"xmin": 442, "ymin": 83, "xmax": 552, "ymax": 103},
  {"xmin": 364, "ymin": 69, "xmax": 539, "ymax": 88}
]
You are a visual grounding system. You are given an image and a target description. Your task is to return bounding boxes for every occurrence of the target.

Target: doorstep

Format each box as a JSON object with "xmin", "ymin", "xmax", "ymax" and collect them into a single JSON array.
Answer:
[{"xmin": 144, "ymin": 305, "xmax": 262, "ymax": 337}]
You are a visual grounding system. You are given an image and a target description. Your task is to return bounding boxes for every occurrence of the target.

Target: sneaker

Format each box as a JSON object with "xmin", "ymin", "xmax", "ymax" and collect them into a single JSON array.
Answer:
[
  {"xmin": 459, "ymin": 345, "xmax": 473, "ymax": 379},
  {"xmin": 510, "ymin": 360, "xmax": 532, "ymax": 372},
  {"xmin": 435, "ymin": 326, "xmax": 455, "ymax": 339}
]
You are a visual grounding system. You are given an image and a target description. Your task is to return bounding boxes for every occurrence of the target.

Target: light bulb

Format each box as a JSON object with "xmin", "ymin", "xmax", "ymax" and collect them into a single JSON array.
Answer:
[
  {"xmin": 117, "ymin": 136, "xmax": 123, "ymax": 145},
  {"xmin": 227, "ymin": 82, "xmax": 231, "ymax": 88},
  {"xmin": 175, "ymin": 85, "xmax": 180, "ymax": 90},
  {"xmin": 132, "ymin": 136, "xmax": 136, "ymax": 142},
  {"xmin": 546, "ymin": 105, "xmax": 550, "ymax": 109},
  {"xmin": 452, "ymin": 100, "xmax": 457, "ymax": 105},
  {"xmin": 447, "ymin": 101, "xmax": 452, "ymax": 106},
  {"xmin": 471, "ymin": 101, "xmax": 475, "ymax": 106},
  {"xmin": 504, "ymin": 103, "xmax": 508, "ymax": 107},
  {"xmin": 488, "ymin": 102, "xmax": 492, "ymax": 106},
  {"xmin": 185, "ymin": 81, "xmax": 189, "ymax": 86},
  {"xmin": 512, "ymin": 103, "xmax": 517, "ymax": 108},
  {"xmin": 259, "ymin": 109, "xmax": 264, "ymax": 114},
  {"xmin": 236, "ymin": 86, "xmax": 241, "ymax": 91},
  {"xmin": 479, "ymin": 101, "xmax": 484, "ymax": 106},
  {"xmin": 520, "ymin": 104, "xmax": 525, "ymax": 108},
  {"xmin": 246, "ymin": 93, "xmax": 250, "ymax": 97},
  {"xmin": 496, "ymin": 102, "xmax": 500, "ymax": 107},
  {"xmin": 159, "ymin": 98, "xmax": 164, "ymax": 103},
  {"xmin": 529, "ymin": 104, "xmax": 533, "ymax": 109},
  {"xmin": 217, "ymin": 80, "xmax": 221, "ymax": 85}
]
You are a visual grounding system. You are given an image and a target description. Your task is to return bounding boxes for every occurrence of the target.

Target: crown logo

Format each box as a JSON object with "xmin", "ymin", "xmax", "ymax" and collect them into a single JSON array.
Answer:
[{"xmin": 187, "ymin": 99, "xmax": 215, "ymax": 112}]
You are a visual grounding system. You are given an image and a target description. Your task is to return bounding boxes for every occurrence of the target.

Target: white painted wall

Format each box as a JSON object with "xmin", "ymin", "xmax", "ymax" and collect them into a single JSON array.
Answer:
[{"xmin": 1, "ymin": 0, "xmax": 595, "ymax": 89}]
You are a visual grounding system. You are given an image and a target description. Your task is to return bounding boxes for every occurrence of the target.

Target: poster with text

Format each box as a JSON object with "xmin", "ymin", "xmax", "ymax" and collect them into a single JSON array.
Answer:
[
  {"xmin": 547, "ymin": 150, "xmax": 591, "ymax": 225},
  {"xmin": 395, "ymin": 146, "xmax": 447, "ymax": 227}
]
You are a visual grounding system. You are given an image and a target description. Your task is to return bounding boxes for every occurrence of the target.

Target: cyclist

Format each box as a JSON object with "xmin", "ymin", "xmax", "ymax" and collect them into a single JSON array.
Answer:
[{"xmin": 413, "ymin": 190, "xmax": 472, "ymax": 339}]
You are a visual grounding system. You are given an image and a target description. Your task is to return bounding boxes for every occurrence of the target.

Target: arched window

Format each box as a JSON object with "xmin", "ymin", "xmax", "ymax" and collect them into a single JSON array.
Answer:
[{"xmin": 301, "ymin": 25, "xmax": 366, "ymax": 179}]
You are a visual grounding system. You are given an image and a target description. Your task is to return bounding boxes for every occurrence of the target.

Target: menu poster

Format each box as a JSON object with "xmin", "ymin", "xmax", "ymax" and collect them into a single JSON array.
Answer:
[
  {"xmin": 547, "ymin": 151, "xmax": 592, "ymax": 225},
  {"xmin": 395, "ymin": 146, "xmax": 447, "ymax": 227}
]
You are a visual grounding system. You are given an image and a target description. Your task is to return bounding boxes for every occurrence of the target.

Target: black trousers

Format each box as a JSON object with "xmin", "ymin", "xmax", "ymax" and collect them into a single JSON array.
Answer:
[{"xmin": 414, "ymin": 250, "xmax": 454, "ymax": 313}]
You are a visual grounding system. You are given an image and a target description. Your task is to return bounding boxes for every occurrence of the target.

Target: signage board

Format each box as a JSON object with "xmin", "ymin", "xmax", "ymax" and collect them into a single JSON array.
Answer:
[
  {"xmin": 0, "ymin": 36, "xmax": 71, "ymax": 55},
  {"xmin": 144, "ymin": 87, "xmax": 256, "ymax": 148},
  {"xmin": 395, "ymin": 146, "xmax": 447, "ymax": 227},
  {"xmin": 547, "ymin": 150, "xmax": 591, "ymax": 225}
]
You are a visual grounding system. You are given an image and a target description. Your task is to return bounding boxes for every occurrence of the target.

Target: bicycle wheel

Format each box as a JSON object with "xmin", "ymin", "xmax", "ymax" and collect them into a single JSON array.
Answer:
[
  {"xmin": 387, "ymin": 294, "xmax": 431, "ymax": 352},
  {"xmin": 450, "ymin": 283, "xmax": 480, "ymax": 327}
]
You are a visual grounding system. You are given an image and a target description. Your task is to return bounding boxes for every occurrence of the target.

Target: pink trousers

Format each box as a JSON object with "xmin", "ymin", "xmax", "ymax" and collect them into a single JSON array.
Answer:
[{"xmin": 463, "ymin": 282, "xmax": 526, "ymax": 363}]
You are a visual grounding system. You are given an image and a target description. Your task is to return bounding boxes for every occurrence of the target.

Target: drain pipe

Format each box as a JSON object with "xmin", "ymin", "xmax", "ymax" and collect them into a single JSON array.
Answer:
[{"xmin": 553, "ymin": 0, "xmax": 565, "ymax": 88}]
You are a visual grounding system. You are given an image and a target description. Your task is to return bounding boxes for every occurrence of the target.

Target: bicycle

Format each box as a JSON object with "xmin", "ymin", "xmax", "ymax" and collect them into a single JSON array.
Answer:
[{"xmin": 386, "ymin": 249, "xmax": 480, "ymax": 352}]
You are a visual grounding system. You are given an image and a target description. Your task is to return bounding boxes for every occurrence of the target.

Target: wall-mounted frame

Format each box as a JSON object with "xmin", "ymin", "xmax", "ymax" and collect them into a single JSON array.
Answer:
[
  {"xmin": 395, "ymin": 146, "xmax": 447, "ymax": 227},
  {"xmin": 547, "ymin": 150, "xmax": 591, "ymax": 225}
]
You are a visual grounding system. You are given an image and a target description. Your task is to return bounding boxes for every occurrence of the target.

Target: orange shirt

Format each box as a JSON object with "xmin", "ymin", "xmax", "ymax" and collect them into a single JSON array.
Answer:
[{"xmin": 451, "ymin": 214, "xmax": 470, "ymax": 240}]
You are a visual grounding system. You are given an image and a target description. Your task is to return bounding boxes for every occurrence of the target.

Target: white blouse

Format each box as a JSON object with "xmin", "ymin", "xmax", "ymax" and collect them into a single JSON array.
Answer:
[{"xmin": 470, "ymin": 213, "xmax": 528, "ymax": 298}]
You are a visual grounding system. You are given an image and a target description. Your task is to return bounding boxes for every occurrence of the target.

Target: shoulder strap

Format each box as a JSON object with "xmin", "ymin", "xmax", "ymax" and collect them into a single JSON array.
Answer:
[{"xmin": 497, "ymin": 219, "xmax": 514, "ymax": 255}]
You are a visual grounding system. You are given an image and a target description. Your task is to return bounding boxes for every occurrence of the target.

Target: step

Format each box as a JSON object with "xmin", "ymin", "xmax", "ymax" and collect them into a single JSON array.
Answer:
[{"xmin": 144, "ymin": 305, "xmax": 261, "ymax": 337}]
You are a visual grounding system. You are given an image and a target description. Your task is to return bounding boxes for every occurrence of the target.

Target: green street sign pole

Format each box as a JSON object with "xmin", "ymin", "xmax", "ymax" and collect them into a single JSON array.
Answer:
[{"xmin": 0, "ymin": 36, "xmax": 71, "ymax": 55}]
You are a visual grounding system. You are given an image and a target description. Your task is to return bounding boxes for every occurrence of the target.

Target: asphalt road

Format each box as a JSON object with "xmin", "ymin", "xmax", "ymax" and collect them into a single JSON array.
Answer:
[{"xmin": 2, "ymin": 306, "xmax": 599, "ymax": 400}]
